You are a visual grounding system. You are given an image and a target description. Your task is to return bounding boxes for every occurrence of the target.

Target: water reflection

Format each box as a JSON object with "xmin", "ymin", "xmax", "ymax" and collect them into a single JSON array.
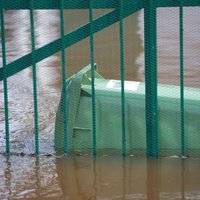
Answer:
[
  {"xmin": 0, "ymin": 155, "xmax": 200, "ymax": 199},
  {"xmin": 0, "ymin": 156, "xmax": 200, "ymax": 200},
  {"xmin": 0, "ymin": 156, "xmax": 63, "ymax": 199},
  {"xmin": 56, "ymin": 157, "xmax": 200, "ymax": 200}
]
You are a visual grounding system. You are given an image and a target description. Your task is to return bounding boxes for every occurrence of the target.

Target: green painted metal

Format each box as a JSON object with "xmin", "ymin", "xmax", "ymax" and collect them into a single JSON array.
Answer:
[
  {"xmin": 2, "ymin": 0, "xmax": 118, "ymax": 9},
  {"xmin": 156, "ymin": 0, "xmax": 200, "ymax": 7},
  {"xmin": 179, "ymin": 0, "xmax": 185, "ymax": 156},
  {"xmin": 30, "ymin": 0, "xmax": 39, "ymax": 155},
  {"xmin": 2, "ymin": 0, "xmax": 200, "ymax": 10},
  {"xmin": 0, "ymin": 0, "xmax": 144, "ymax": 81},
  {"xmin": 0, "ymin": 0, "xmax": 199, "ymax": 157},
  {"xmin": 54, "ymin": 65, "xmax": 200, "ymax": 156},
  {"xmin": 89, "ymin": 0, "xmax": 97, "ymax": 156},
  {"xmin": 60, "ymin": 0, "xmax": 68, "ymax": 155},
  {"xmin": 89, "ymin": 1, "xmax": 96, "ymax": 154},
  {"xmin": 144, "ymin": 0, "xmax": 158, "ymax": 157},
  {"xmin": 119, "ymin": 0, "xmax": 126, "ymax": 156},
  {"xmin": 0, "ymin": 0, "xmax": 10, "ymax": 154}
]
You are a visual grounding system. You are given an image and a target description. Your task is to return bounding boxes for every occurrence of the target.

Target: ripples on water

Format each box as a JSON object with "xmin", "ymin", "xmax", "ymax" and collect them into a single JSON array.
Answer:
[
  {"xmin": 0, "ymin": 156, "xmax": 200, "ymax": 200},
  {"xmin": 0, "ymin": 8, "xmax": 200, "ymax": 200}
]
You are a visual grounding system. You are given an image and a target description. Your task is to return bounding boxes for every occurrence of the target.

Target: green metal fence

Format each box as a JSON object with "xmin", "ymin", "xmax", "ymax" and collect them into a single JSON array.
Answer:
[{"xmin": 0, "ymin": 0, "xmax": 200, "ymax": 157}]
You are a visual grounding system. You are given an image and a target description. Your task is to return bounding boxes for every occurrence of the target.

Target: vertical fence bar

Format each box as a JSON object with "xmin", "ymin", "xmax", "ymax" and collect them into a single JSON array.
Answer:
[
  {"xmin": 179, "ymin": 0, "xmax": 185, "ymax": 156},
  {"xmin": 144, "ymin": 0, "xmax": 158, "ymax": 157},
  {"xmin": 89, "ymin": 0, "xmax": 97, "ymax": 156},
  {"xmin": 60, "ymin": 0, "xmax": 68, "ymax": 155},
  {"xmin": 0, "ymin": 0, "xmax": 10, "ymax": 154},
  {"xmin": 30, "ymin": 0, "xmax": 39, "ymax": 155},
  {"xmin": 119, "ymin": 0, "xmax": 126, "ymax": 156}
]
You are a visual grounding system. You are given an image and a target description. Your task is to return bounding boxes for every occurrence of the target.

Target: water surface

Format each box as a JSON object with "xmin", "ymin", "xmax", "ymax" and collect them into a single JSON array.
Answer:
[
  {"xmin": 0, "ymin": 156, "xmax": 200, "ymax": 200},
  {"xmin": 0, "ymin": 8, "xmax": 200, "ymax": 200}
]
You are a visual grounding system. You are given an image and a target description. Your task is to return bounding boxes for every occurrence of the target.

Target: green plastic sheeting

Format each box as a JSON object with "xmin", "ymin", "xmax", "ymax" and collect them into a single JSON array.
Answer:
[{"xmin": 55, "ymin": 64, "xmax": 200, "ymax": 156}]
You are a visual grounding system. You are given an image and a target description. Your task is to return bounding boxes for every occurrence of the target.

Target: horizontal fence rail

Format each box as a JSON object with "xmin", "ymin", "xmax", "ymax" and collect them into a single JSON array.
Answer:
[
  {"xmin": 1, "ymin": 0, "xmax": 200, "ymax": 79},
  {"xmin": 0, "ymin": 0, "xmax": 145, "ymax": 80},
  {"xmin": 0, "ymin": 0, "xmax": 200, "ymax": 157},
  {"xmin": 1, "ymin": 0, "xmax": 200, "ymax": 9}
]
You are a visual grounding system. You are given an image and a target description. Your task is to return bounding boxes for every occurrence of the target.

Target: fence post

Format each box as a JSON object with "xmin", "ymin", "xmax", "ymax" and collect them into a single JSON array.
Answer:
[
  {"xmin": 30, "ymin": 0, "xmax": 39, "ymax": 155},
  {"xmin": 1, "ymin": 0, "xmax": 10, "ymax": 155},
  {"xmin": 89, "ymin": 0, "xmax": 97, "ymax": 156},
  {"xmin": 179, "ymin": 0, "xmax": 185, "ymax": 157},
  {"xmin": 144, "ymin": 0, "xmax": 158, "ymax": 157},
  {"xmin": 60, "ymin": 0, "xmax": 68, "ymax": 155},
  {"xmin": 119, "ymin": 0, "xmax": 126, "ymax": 156}
]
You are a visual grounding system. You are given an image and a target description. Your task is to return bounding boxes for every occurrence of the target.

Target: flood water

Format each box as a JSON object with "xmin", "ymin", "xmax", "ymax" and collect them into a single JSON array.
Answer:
[
  {"xmin": 0, "ymin": 8, "xmax": 200, "ymax": 200},
  {"xmin": 0, "ymin": 156, "xmax": 200, "ymax": 200}
]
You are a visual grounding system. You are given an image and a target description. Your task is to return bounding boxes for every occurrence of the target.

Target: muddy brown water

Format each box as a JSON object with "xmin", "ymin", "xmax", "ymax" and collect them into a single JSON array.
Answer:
[
  {"xmin": 0, "ymin": 156, "xmax": 200, "ymax": 200},
  {"xmin": 0, "ymin": 8, "xmax": 200, "ymax": 199}
]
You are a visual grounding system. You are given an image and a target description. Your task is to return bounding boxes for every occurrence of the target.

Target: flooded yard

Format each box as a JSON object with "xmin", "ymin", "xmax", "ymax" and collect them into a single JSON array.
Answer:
[
  {"xmin": 0, "ymin": 7, "xmax": 200, "ymax": 200},
  {"xmin": 0, "ymin": 156, "xmax": 200, "ymax": 200}
]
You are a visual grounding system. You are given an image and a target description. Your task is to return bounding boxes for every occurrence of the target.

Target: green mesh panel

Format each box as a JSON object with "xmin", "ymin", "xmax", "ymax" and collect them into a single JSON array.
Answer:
[{"xmin": 0, "ymin": 0, "xmax": 200, "ymax": 157}]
